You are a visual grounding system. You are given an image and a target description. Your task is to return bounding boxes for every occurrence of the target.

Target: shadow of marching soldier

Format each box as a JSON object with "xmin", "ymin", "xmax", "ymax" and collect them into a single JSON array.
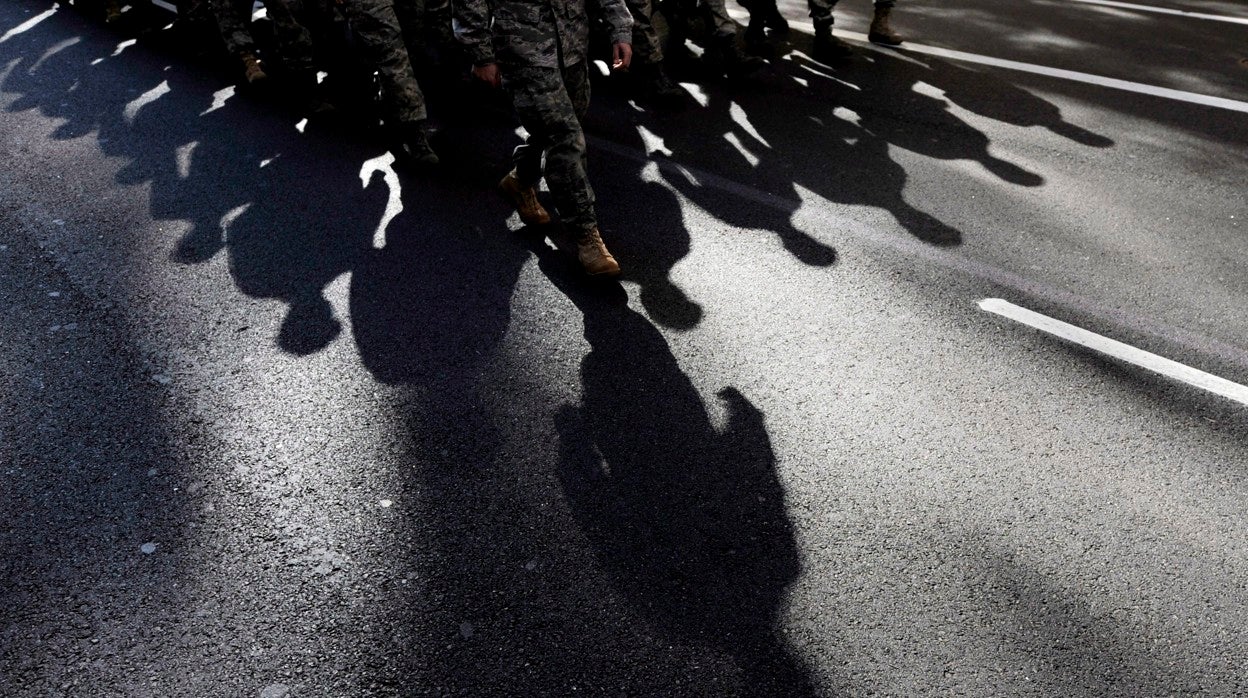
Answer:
[{"xmin": 530, "ymin": 241, "xmax": 820, "ymax": 694}]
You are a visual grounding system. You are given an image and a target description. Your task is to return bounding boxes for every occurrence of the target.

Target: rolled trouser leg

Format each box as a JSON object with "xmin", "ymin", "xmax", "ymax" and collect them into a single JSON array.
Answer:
[
  {"xmin": 807, "ymin": 0, "xmax": 837, "ymax": 33},
  {"xmin": 809, "ymin": 0, "xmax": 852, "ymax": 59}
]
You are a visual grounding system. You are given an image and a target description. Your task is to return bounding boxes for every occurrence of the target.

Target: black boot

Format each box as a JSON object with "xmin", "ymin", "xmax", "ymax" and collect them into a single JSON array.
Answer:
[
  {"xmin": 290, "ymin": 70, "xmax": 335, "ymax": 116},
  {"xmin": 766, "ymin": 6, "xmax": 790, "ymax": 33},
  {"xmin": 744, "ymin": 15, "xmax": 768, "ymax": 52},
  {"xmin": 812, "ymin": 24, "xmax": 853, "ymax": 61},
  {"xmin": 707, "ymin": 34, "xmax": 766, "ymax": 80},
  {"xmin": 744, "ymin": 0, "xmax": 787, "ymax": 50},
  {"xmin": 391, "ymin": 121, "xmax": 439, "ymax": 170},
  {"xmin": 636, "ymin": 62, "xmax": 685, "ymax": 103}
]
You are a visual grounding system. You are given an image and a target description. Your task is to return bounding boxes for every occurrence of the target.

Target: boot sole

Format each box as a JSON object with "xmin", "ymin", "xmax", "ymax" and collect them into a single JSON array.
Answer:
[{"xmin": 586, "ymin": 266, "xmax": 622, "ymax": 278}]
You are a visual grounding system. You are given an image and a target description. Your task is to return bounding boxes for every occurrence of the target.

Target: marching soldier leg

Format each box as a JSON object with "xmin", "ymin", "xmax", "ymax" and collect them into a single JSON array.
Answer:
[{"xmin": 347, "ymin": 0, "xmax": 438, "ymax": 166}]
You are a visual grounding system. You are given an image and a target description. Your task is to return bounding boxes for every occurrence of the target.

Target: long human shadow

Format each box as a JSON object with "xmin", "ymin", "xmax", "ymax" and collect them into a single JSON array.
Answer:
[
  {"xmin": 796, "ymin": 45, "xmax": 1114, "ymax": 163},
  {"xmin": 346, "ymin": 187, "xmax": 584, "ymax": 694},
  {"xmin": 78, "ymin": 10, "xmax": 363, "ymax": 354},
  {"xmin": 579, "ymin": 85, "xmax": 707, "ymax": 330},
  {"xmin": 348, "ymin": 174, "xmax": 528, "ymax": 388},
  {"xmin": 3, "ymin": 1, "xmax": 823, "ymax": 692},
  {"xmin": 642, "ymin": 62, "xmax": 967, "ymax": 250},
  {"xmin": 219, "ymin": 130, "xmax": 395, "ymax": 354},
  {"xmin": 0, "ymin": 0, "xmax": 294, "ymax": 275},
  {"xmin": 530, "ymin": 242, "xmax": 818, "ymax": 694},
  {"xmin": 636, "ymin": 31, "xmax": 1115, "ymax": 254},
  {"xmin": 346, "ymin": 188, "xmax": 820, "ymax": 690}
]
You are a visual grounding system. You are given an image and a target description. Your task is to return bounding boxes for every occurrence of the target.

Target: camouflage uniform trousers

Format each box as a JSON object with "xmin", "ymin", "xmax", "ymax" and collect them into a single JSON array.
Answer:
[
  {"xmin": 702, "ymin": 0, "xmax": 735, "ymax": 38},
  {"xmin": 624, "ymin": 0, "xmax": 663, "ymax": 65},
  {"xmin": 186, "ymin": 0, "xmax": 255, "ymax": 56},
  {"xmin": 348, "ymin": 0, "xmax": 429, "ymax": 124},
  {"xmin": 506, "ymin": 61, "xmax": 597, "ymax": 237},
  {"xmin": 661, "ymin": 0, "xmax": 734, "ymax": 41},
  {"xmin": 808, "ymin": 0, "xmax": 895, "ymax": 30},
  {"xmin": 267, "ymin": 0, "xmax": 429, "ymax": 124},
  {"xmin": 393, "ymin": 0, "xmax": 453, "ymax": 64},
  {"xmin": 262, "ymin": 0, "xmax": 318, "ymax": 74}
]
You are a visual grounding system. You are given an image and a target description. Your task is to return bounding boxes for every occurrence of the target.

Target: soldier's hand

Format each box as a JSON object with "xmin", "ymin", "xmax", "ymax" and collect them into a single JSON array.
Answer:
[
  {"xmin": 611, "ymin": 42, "xmax": 633, "ymax": 71},
  {"xmin": 471, "ymin": 63, "xmax": 502, "ymax": 88}
]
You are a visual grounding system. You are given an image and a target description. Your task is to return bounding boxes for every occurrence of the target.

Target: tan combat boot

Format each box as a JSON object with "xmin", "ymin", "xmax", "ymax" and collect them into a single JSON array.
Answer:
[
  {"xmin": 576, "ymin": 228, "xmax": 621, "ymax": 277},
  {"xmin": 868, "ymin": 7, "xmax": 904, "ymax": 46},
  {"xmin": 499, "ymin": 170, "xmax": 551, "ymax": 226},
  {"xmin": 239, "ymin": 52, "xmax": 268, "ymax": 85}
]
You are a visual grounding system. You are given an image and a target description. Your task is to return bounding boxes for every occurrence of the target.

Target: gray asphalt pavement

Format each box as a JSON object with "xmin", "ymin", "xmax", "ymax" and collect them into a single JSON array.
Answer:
[{"xmin": 2, "ymin": 0, "xmax": 1247, "ymax": 695}]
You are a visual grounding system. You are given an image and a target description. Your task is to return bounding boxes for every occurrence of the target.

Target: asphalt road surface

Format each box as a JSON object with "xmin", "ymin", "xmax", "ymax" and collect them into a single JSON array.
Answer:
[{"xmin": 2, "ymin": 0, "xmax": 1247, "ymax": 695}]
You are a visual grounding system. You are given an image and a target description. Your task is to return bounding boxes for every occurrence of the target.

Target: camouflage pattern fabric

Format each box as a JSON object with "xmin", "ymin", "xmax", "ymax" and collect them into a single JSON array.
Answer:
[
  {"xmin": 625, "ymin": 0, "xmax": 663, "ymax": 65},
  {"xmin": 662, "ymin": 0, "xmax": 733, "ymax": 40},
  {"xmin": 807, "ymin": 0, "xmax": 896, "ymax": 30},
  {"xmin": 264, "ymin": 0, "xmax": 429, "ymax": 124},
  {"xmin": 454, "ymin": 0, "xmax": 632, "ymax": 68},
  {"xmin": 345, "ymin": 0, "xmax": 429, "ymax": 124},
  {"xmin": 263, "ymin": 0, "xmax": 317, "ymax": 74},
  {"xmin": 395, "ymin": 0, "xmax": 454, "ymax": 61},
  {"xmin": 702, "ymin": 0, "xmax": 735, "ymax": 37},
  {"xmin": 507, "ymin": 62, "xmax": 597, "ymax": 237},
  {"xmin": 201, "ymin": 0, "xmax": 256, "ymax": 56}
]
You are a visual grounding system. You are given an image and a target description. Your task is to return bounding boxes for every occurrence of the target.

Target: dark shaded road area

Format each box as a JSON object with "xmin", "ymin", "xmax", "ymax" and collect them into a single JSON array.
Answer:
[{"xmin": 2, "ymin": 0, "xmax": 1248, "ymax": 695}]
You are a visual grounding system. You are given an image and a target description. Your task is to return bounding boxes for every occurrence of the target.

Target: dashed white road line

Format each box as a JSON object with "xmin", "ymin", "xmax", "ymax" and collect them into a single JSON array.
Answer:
[
  {"xmin": 726, "ymin": 8, "xmax": 1248, "ymax": 114},
  {"xmin": 980, "ymin": 298, "xmax": 1248, "ymax": 407},
  {"xmin": 1069, "ymin": 0, "xmax": 1248, "ymax": 25},
  {"xmin": 872, "ymin": 38, "xmax": 1248, "ymax": 114}
]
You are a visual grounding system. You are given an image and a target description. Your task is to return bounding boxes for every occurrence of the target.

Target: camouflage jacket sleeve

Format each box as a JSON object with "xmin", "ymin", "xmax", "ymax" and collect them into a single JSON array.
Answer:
[
  {"xmin": 453, "ymin": 0, "xmax": 497, "ymax": 65},
  {"xmin": 592, "ymin": 0, "xmax": 633, "ymax": 46}
]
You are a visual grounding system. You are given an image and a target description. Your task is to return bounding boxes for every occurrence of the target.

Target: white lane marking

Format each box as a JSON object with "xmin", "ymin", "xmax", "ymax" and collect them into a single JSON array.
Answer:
[
  {"xmin": 0, "ymin": 7, "xmax": 57, "ymax": 45},
  {"xmin": 1070, "ymin": 0, "xmax": 1248, "ymax": 25},
  {"xmin": 590, "ymin": 134, "xmax": 1248, "ymax": 372},
  {"xmin": 878, "ymin": 39, "xmax": 1248, "ymax": 114},
  {"xmin": 150, "ymin": 0, "xmax": 178, "ymax": 13},
  {"xmin": 980, "ymin": 298, "xmax": 1248, "ymax": 406},
  {"xmin": 727, "ymin": 8, "xmax": 1248, "ymax": 114}
]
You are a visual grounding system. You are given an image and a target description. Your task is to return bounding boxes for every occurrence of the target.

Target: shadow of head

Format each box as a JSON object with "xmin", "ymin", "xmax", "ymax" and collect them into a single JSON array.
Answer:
[{"xmin": 530, "ymin": 242, "xmax": 812, "ymax": 690}]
